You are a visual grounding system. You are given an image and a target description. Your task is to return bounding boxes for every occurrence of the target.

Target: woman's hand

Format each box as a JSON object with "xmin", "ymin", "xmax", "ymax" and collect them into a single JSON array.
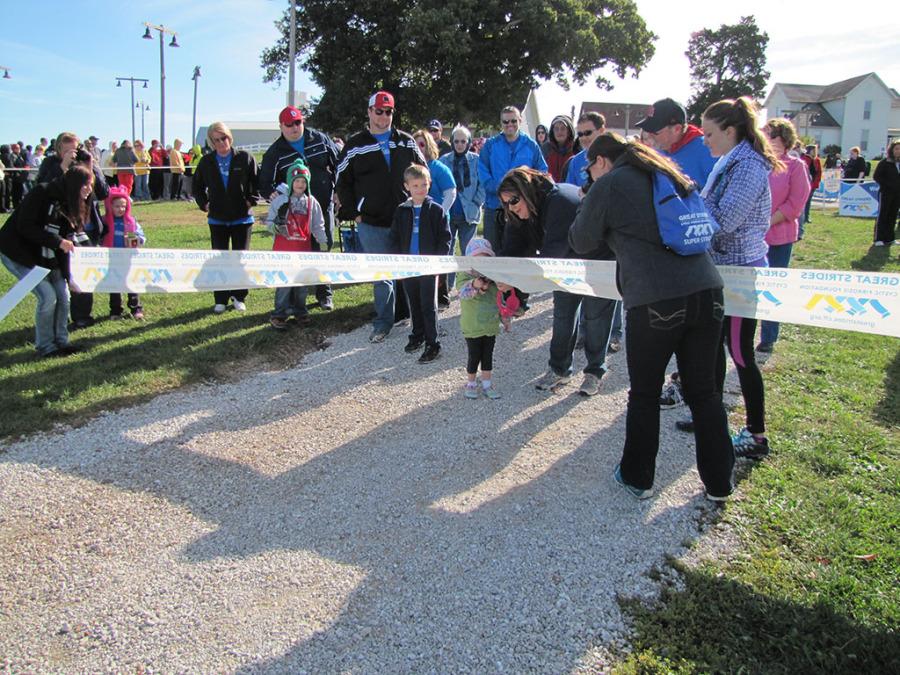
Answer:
[
  {"xmin": 496, "ymin": 281, "xmax": 512, "ymax": 292},
  {"xmin": 58, "ymin": 239, "xmax": 75, "ymax": 253}
]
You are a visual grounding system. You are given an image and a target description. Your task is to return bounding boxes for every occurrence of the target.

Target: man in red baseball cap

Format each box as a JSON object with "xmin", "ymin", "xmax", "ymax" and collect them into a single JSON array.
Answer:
[
  {"xmin": 260, "ymin": 104, "xmax": 340, "ymax": 309},
  {"xmin": 335, "ymin": 90, "xmax": 426, "ymax": 342}
]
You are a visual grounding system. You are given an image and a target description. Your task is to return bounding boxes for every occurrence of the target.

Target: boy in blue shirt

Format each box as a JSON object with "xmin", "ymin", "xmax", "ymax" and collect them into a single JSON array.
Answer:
[{"xmin": 389, "ymin": 165, "xmax": 452, "ymax": 363}]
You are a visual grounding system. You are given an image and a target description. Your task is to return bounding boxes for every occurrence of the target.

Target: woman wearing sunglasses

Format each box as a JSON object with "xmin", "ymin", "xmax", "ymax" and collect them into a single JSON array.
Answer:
[
  {"xmin": 568, "ymin": 132, "xmax": 734, "ymax": 502},
  {"xmin": 193, "ymin": 121, "xmax": 260, "ymax": 314},
  {"xmin": 497, "ymin": 167, "xmax": 617, "ymax": 397}
]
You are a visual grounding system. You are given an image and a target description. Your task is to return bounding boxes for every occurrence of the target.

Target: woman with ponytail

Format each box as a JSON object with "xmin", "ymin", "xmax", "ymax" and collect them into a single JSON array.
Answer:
[
  {"xmin": 700, "ymin": 96, "xmax": 781, "ymax": 460},
  {"xmin": 0, "ymin": 165, "xmax": 95, "ymax": 357},
  {"xmin": 569, "ymin": 132, "xmax": 733, "ymax": 502}
]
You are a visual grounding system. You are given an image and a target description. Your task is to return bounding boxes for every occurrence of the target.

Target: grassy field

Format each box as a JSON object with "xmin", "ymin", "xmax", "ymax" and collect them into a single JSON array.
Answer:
[
  {"xmin": 617, "ymin": 209, "xmax": 899, "ymax": 673},
  {"xmin": 0, "ymin": 201, "xmax": 897, "ymax": 671},
  {"xmin": 0, "ymin": 200, "xmax": 372, "ymax": 440}
]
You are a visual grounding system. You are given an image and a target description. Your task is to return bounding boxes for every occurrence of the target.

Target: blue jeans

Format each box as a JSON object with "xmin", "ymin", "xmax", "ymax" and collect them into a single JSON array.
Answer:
[
  {"xmin": 482, "ymin": 207, "xmax": 503, "ymax": 251},
  {"xmin": 355, "ymin": 222, "xmax": 395, "ymax": 333},
  {"xmin": 611, "ymin": 300, "xmax": 623, "ymax": 339},
  {"xmin": 449, "ymin": 216, "xmax": 478, "ymax": 288},
  {"xmin": 621, "ymin": 288, "xmax": 733, "ymax": 496},
  {"xmin": 273, "ymin": 286, "xmax": 309, "ymax": 318},
  {"xmin": 548, "ymin": 291, "xmax": 616, "ymax": 378},
  {"xmin": 134, "ymin": 174, "xmax": 150, "ymax": 201},
  {"xmin": 1, "ymin": 254, "xmax": 70, "ymax": 356},
  {"xmin": 760, "ymin": 242, "xmax": 794, "ymax": 345}
]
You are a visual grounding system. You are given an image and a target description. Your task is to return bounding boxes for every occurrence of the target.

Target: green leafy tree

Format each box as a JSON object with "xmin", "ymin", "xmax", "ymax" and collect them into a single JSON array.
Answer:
[
  {"xmin": 261, "ymin": 0, "xmax": 655, "ymax": 134},
  {"xmin": 685, "ymin": 15, "xmax": 769, "ymax": 123}
]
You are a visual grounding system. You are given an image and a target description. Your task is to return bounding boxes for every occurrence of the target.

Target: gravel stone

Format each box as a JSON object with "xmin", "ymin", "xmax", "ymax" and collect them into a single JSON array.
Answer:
[{"xmin": 0, "ymin": 292, "xmax": 736, "ymax": 673}]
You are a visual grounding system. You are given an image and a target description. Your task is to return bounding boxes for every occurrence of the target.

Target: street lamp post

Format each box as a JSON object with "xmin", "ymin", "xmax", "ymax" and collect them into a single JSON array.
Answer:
[
  {"xmin": 288, "ymin": 0, "xmax": 296, "ymax": 106},
  {"xmin": 116, "ymin": 76, "xmax": 149, "ymax": 141},
  {"xmin": 142, "ymin": 22, "xmax": 179, "ymax": 146},
  {"xmin": 0, "ymin": 66, "xmax": 11, "ymax": 80},
  {"xmin": 136, "ymin": 101, "xmax": 150, "ymax": 141},
  {"xmin": 191, "ymin": 66, "xmax": 201, "ymax": 146}
]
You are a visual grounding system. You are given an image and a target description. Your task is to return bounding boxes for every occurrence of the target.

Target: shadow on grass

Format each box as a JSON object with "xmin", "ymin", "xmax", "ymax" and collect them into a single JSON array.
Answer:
[
  {"xmin": 874, "ymin": 347, "xmax": 900, "ymax": 427},
  {"xmin": 622, "ymin": 566, "xmax": 900, "ymax": 674},
  {"xmin": 850, "ymin": 244, "xmax": 892, "ymax": 272}
]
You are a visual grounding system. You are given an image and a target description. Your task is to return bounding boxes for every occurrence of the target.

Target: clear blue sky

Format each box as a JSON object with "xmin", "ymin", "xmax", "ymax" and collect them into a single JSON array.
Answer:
[
  {"xmin": 2, "ymin": 1, "xmax": 899, "ymax": 149},
  {"xmin": 0, "ymin": 0, "xmax": 317, "ymax": 149}
]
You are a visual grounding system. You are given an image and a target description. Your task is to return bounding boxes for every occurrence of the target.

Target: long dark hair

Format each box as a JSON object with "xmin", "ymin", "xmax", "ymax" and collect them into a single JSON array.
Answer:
[
  {"xmin": 497, "ymin": 167, "xmax": 555, "ymax": 220},
  {"xmin": 62, "ymin": 165, "xmax": 93, "ymax": 229},
  {"xmin": 703, "ymin": 97, "xmax": 784, "ymax": 172},
  {"xmin": 587, "ymin": 132, "xmax": 695, "ymax": 193}
]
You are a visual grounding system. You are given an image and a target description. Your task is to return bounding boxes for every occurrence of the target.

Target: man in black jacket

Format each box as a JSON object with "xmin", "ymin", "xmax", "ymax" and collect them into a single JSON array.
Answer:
[
  {"xmin": 259, "ymin": 106, "xmax": 340, "ymax": 309},
  {"xmin": 334, "ymin": 91, "xmax": 426, "ymax": 342}
]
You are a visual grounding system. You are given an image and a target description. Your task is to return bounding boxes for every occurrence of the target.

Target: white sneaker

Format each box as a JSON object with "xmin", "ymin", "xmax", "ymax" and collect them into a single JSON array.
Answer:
[
  {"xmin": 213, "ymin": 303, "xmax": 227, "ymax": 314},
  {"xmin": 579, "ymin": 373, "xmax": 601, "ymax": 396},
  {"xmin": 231, "ymin": 299, "xmax": 247, "ymax": 312},
  {"xmin": 874, "ymin": 241, "xmax": 885, "ymax": 247}
]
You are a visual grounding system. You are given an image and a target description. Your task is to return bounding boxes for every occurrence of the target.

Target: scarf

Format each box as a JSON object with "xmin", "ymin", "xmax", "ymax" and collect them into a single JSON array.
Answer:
[{"xmin": 452, "ymin": 151, "xmax": 471, "ymax": 190}]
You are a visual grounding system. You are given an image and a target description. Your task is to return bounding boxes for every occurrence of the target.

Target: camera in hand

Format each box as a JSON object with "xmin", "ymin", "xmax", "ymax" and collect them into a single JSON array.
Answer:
[{"xmin": 74, "ymin": 147, "xmax": 92, "ymax": 164}]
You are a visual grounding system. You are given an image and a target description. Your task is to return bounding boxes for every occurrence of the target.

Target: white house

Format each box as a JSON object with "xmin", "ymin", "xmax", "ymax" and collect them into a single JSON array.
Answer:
[{"xmin": 763, "ymin": 72, "xmax": 900, "ymax": 157}]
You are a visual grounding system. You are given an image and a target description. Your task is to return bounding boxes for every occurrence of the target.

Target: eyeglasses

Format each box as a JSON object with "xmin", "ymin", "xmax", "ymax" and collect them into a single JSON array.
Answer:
[
  {"xmin": 283, "ymin": 121, "xmax": 302, "ymax": 128},
  {"xmin": 501, "ymin": 119, "xmax": 519, "ymax": 126},
  {"xmin": 372, "ymin": 108, "xmax": 394, "ymax": 116},
  {"xmin": 212, "ymin": 136, "xmax": 229, "ymax": 144},
  {"xmin": 576, "ymin": 130, "xmax": 596, "ymax": 138},
  {"xmin": 500, "ymin": 195, "xmax": 521, "ymax": 207}
]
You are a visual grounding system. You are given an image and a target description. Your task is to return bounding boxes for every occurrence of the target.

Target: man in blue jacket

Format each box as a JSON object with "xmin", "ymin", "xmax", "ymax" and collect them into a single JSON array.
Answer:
[
  {"xmin": 564, "ymin": 112, "xmax": 606, "ymax": 188},
  {"xmin": 635, "ymin": 98, "xmax": 715, "ymax": 187},
  {"xmin": 477, "ymin": 106, "xmax": 547, "ymax": 250}
]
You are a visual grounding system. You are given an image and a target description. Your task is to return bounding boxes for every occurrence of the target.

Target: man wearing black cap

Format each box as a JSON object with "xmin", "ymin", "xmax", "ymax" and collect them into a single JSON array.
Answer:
[
  {"xmin": 334, "ymin": 91, "xmax": 426, "ymax": 343},
  {"xmin": 260, "ymin": 105, "xmax": 340, "ymax": 310},
  {"xmin": 428, "ymin": 120, "xmax": 452, "ymax": 157},
  {"xmin": 635, "ymin": 98, "xmax": 715, "ymax": 187}
]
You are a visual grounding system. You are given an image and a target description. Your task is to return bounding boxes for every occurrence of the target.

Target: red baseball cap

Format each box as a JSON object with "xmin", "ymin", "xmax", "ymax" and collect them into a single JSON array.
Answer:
[
  {"xmin": 279, "ymin": 106, "xmax": 304, "ymax": 125},
  {"xmin": 368, "ymin": 91, "xmax": 395, "ymax": 109}
]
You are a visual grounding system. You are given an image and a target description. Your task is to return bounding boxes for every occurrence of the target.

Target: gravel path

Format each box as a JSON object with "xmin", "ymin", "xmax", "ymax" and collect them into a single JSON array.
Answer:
[{"xmin": 0, "ymin": 292, "xmax": 730, "ymax": 673}]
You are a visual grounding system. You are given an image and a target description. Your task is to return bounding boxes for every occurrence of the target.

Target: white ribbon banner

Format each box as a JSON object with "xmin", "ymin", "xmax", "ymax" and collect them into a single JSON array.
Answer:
[{"xmin": 56, "ymin": 248, "xmax": 897, "ymax": 338}]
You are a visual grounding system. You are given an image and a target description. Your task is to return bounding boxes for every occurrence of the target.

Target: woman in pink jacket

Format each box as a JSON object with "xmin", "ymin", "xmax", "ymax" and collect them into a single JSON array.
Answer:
[{"xmin": 758, "ymin": 118, "xmax": 810, "ymax": 352}]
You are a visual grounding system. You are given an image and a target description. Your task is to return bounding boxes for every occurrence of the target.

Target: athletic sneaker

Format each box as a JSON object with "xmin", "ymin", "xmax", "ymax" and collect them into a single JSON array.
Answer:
[
  {"xmin": 579, "ymin": 373, "xmax": 601, "ymax": 396},
  {"xmin": 369, "ymin": 330, "xmax": 388, "ymax": 343},
  {"xmin": 231, "ymin": 299, "xmax": 247, "ymax": 312},
  {"xmin": 213, "ymin": 304, "xmax": 227, "ymax": 314},
  {"xmin": 132, "ymin": 310, "xmax": 145, "ymax": 321},
  {"xmin": 270, "ymin": 316, "xmax": 288, "ymax": 330},
  {"xmin": 613, "ymin": 464, "xmax": 654, "ymax": 500},
  {"xmin": 732, "ymin": 427, "xmax": 770, "ymax": 460},
  {"xmin": 755, "ymin": 342, "xmax": 774, "ymax": 353},
  {"xmin": 659, "ymin": 375, "xmax": 684, "ymax": 408},
  {"xmin": 418, "ymin": 343, "xmax": 441, "ymax": 363},
  {"xmin": 482, "ymin": 386, "xmax": 502, "ymax": 400},
  {"xmin": 464, "ymin": 384, "xmax": 480, "ymax": 400},
  {"xmin": 535, "ymin": 370, "xmax": 571, "ymax": 391},
  {"xmin": 404, "ymin": 337, "xmax": 425, "ymax": 353},
  {"xmin": 705, "ymin": 491, "xmax": 731, "ymax": 503}
]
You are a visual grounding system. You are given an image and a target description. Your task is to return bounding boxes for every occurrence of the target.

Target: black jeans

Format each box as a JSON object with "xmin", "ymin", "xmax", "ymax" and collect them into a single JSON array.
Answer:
[
  {"xmin": 109, "ymin": 293, "xmax": 142, "ymax": 315},
  {"xmin": 402, "ymin": 275, "xmax": 438, "ymax": 346},
  {"xmin": 621, "ymin": 288, "xmax": 734, "ymax": 497},
  {"xmin": 875, "ymin": 189, "xmax": 899, "ymax": 243},
  {"xmin": 466, "ymin": 335, "xmax": 496, "ymax": 374},
  {"xmin": 209, "ymin": 223, "xmax": 252, "ymax": 305}
]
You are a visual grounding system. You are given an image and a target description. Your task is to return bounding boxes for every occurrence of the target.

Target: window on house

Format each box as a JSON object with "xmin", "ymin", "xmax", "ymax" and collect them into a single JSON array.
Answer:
[
  {"xmin": 863, "ymin": 100, "xmax": 872, "ymax": 120},
  {"xmin": 861, "ymin": 129, "xmax": 869, "ymax": 152}
]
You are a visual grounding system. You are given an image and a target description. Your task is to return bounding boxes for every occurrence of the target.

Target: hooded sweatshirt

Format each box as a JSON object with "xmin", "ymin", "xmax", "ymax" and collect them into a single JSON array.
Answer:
[
  {"xmin": 101, "ymin": 186, "xmax": 146, "ymax": 248},
  {"xmin": 541, "ymin": 115, "xmax": 575, "ymax": 182}
]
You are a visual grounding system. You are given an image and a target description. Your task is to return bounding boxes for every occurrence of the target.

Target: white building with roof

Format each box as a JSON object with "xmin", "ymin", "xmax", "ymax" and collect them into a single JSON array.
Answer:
[{"xmin": 763, "ymin": 72, "xmax": 900, "ymax": 157}]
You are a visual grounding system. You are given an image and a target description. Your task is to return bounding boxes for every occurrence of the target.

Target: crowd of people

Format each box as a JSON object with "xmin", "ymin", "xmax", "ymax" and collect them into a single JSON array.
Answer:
[{"xmin": 3, "ymin": 88, "xmax": 897, "ymax": 503}]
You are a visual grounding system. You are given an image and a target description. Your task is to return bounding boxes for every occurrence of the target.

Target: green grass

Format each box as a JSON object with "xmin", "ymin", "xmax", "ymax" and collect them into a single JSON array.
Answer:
[
  {"xmin": 0, "ymin": 200, "xmax": 372, "ymax": 440},
  {"xmin": 616, "ymin": 208, "xmax": 899, "ymax": 673}
]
